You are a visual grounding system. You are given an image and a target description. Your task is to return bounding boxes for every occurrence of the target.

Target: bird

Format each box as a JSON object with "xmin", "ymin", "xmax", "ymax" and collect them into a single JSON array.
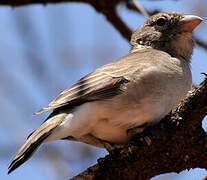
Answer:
[{"xmin": 8, "ymin": 12, "xmax": 202, "ymax": 174}]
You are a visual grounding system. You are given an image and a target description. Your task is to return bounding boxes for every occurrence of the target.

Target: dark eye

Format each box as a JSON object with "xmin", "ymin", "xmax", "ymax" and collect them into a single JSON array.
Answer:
[{"xmin": 156, "ymin": 18, "xmax": 166, "ymax": 26}]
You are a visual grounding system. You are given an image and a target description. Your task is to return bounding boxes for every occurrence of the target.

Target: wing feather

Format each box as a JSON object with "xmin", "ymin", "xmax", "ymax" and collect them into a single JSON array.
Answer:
[
  {"xmin": 33, "ymin": 49, "xmax": 157, "ymax": 115},
  {"xmin": 34, "ymin": 70, "xmax": 131, "ymax": 115}
]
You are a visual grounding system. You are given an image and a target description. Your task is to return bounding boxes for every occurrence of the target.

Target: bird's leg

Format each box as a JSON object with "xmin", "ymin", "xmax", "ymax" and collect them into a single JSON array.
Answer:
[
  {"xmin": 79, "ymin": 134, "xmax": 125, "ymax": 152},
  {"xmin": 100, "ymin": 141, "xmax": 126, "ymax": 152},
  {"xmin": 61, "ymin": 135, "xmax": 77, "ymax": 141},
  {"xmin": 127, "ymin": 122, "xmax": 153, "ymax": 146},
  {"xmin": 101, "ymin": 140, "xmax": 117, "ymax": 152},
  {"xmin": 126, "ymin": 122, "xmax": 151, "ymax": 136},
  {"xmin": 77, "ymin": 134, "xmax": 105, "ymax": 148}
]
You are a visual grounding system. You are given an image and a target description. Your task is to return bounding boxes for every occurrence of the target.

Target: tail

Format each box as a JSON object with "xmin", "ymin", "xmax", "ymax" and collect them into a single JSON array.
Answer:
[{"xmin": 8, "ymin": 111, "xmax": 64, "ymax": 174}]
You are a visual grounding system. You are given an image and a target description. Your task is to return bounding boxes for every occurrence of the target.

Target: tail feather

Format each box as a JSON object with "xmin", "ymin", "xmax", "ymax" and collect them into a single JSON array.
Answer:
[
  {"xmin": 8, "ymin": 112, "xmax": 64, "ymax": 174},
  {"xmin": 8, "ymin": 132, "xmax": 51, "ymax": 174}
]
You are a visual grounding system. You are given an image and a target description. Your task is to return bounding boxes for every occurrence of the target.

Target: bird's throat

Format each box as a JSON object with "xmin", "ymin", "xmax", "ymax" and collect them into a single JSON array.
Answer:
[{"xmin": 167, "ymin": 32, "xmax": 194, "ymax": 61}]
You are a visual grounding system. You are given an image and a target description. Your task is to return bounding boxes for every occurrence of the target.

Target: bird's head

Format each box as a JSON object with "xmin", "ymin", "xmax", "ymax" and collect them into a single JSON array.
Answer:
[{"xmin": 130, "ymin": 12, "xmax": 203, "ymax": 61}]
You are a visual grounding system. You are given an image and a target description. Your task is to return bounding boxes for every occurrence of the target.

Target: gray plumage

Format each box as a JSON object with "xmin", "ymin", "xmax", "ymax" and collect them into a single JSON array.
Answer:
[{"xmin": 8, "ymin": 12, "xmax": 202, "ymax": 174}]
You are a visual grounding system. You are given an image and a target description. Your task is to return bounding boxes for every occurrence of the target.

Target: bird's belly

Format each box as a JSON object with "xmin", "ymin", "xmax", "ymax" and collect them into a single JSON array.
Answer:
[
  {"xmin": 91, "ymin": 122, "xmax": 130, "ymax": 144},
  {"xmin": 90, "ymin": 102, "xmax": 164, "ymax": 144}
]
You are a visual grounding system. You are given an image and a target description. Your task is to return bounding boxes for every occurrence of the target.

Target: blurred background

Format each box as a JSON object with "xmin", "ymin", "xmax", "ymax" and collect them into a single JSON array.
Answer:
[{"xmin": 1, "ymin": 0, "xmax": 207, "ymax": 179}]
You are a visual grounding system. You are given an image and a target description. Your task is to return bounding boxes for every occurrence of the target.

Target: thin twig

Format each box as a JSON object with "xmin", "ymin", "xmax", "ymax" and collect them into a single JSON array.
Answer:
[
  {"xmin": 1, "ymin": 0, "xmax": 207, "ymax": 49},
  {"xmin": 194, "ymin": 37, "xmax": 207, "ymax": 50},
  {"xmin": 132, "ymin": 0, "xmax": 150, "ymax": 17}
]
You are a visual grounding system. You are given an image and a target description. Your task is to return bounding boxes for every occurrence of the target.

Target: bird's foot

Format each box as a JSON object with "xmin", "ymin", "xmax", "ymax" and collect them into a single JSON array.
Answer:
[
  {"xmin": 139, "ymin": 136, "xmax": 152, "ymax": 146},
  {"xmin": 78, "ymin": 134, "xmax": 125, "ymax": 151},
  {"xmin": 126, "ymin": 122, "xmax": 151, "ymax": 136},
  {"xmin": 100, "ymin": 140, "xmax": 125, "ymax": 152},
  {"xmin": 127, "ymin": 123, "xmax": 153, "ymax": 146}
]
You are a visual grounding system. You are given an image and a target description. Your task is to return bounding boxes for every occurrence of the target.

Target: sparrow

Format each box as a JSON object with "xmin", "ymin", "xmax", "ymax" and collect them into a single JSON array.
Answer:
[{"xmin": 8, "ymin": 12, "xmax": 202, "ymax": 174}]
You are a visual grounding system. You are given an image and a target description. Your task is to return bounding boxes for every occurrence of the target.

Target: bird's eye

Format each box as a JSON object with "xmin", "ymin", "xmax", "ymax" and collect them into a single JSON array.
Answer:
[{"xmin": 156, "ymin": 18, "xmax": 166, "ymax": 26}]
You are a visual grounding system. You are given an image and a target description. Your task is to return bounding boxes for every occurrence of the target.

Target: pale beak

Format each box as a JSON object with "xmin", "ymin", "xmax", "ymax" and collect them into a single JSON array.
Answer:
[{"xmin": 179, "ymin": 15, "xmax": 203, "ymax": 33}]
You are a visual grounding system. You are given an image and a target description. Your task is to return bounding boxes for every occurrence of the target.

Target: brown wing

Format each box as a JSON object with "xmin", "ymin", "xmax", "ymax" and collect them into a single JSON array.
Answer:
[
  {"xmin": 33, "ymin": 59, "xmax": 134, "ymax": 115},
  {"xmin": 33, "ymin": 48, "xmax": 170, "ymax": 115}
]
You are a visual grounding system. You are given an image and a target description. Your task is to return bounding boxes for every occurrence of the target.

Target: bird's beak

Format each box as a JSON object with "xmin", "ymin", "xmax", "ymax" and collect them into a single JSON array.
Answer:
[{"xmin": 179, "ymin": 15, "xmax": 203, "ymax": 33}]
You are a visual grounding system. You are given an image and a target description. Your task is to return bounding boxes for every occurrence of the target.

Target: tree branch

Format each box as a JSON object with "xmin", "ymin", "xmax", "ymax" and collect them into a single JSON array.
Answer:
[
  {"xmin": 1, "ymin": 0, "xmax": 207, "ymax": 49},
  {"xmin": 71, "ymin": 77, "xmax": 207, "ymax": 180},
  {"xmin": 91, "ymin": 0, "xmax": 132, "ymax": 41}
]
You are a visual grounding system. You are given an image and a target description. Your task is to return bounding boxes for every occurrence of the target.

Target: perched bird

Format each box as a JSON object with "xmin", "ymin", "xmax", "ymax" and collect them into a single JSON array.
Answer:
[{"xmin": 8, "ymin": 12, "xmax": 202, "ymax": 174}]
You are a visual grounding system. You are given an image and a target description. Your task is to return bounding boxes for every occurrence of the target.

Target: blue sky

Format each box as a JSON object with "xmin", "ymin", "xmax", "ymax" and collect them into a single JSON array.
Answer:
[{"xmin": 1, "ymin": 0, "xmax": 207, "ymax": 179}]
